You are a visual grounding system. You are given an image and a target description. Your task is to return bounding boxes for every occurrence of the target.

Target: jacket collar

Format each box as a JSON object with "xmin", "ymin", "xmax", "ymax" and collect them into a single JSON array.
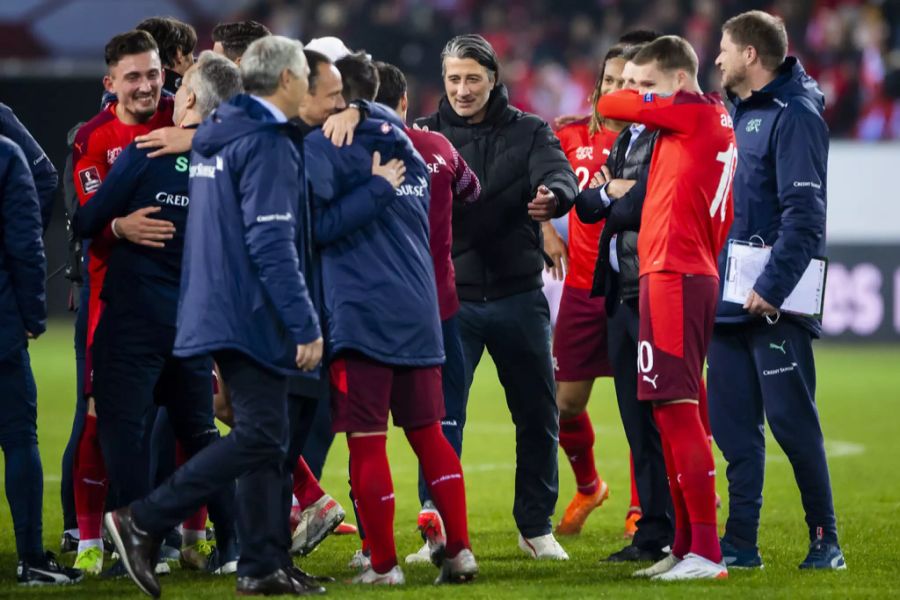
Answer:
[{"xmin": 437, "ymin": 83, "xmax": 513, "ymax": 128}]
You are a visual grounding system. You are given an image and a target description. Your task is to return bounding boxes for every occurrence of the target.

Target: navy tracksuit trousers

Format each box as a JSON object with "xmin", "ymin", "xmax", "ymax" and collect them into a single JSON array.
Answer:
[{"xmin": 708, "ymin": 318, "xmax": 838, "ymax": 547}]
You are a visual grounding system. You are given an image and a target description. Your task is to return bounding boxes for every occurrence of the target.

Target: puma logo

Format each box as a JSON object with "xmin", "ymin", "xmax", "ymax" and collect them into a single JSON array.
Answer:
[
  {"xmin": 769, "ymin": 341, "xmax": 787, "ymax": 354},
  {"xmin": 642, "ymin": 374, "xmax": 659, "ymax": 389}
]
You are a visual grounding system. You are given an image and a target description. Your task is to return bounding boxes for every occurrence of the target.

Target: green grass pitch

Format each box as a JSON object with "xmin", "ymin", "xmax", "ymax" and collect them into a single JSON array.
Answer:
[{"xmin": 1, "ymin": 322, "xmax": 899, "ymax": 597}]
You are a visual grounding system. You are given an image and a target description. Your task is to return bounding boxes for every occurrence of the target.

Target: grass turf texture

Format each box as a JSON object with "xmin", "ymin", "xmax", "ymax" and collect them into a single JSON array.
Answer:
[{"xmin": 1, "ymin": 322, "xmax": 898, "ymax": 598}]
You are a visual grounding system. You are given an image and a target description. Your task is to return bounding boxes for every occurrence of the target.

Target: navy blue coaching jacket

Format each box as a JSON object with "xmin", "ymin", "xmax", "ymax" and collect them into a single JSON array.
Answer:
[
  {"xmin": 0, "ymin": 104, "xmax": 58, "ymax": 230},
  {"xmin": 0, "ymin": 136, "xmax": 46, "ymax": 359},
  {"xmin": 716, "ymin": 57, "xmax": 828, "ymax": 336},
  {"xmin": 306, "ymin": 111, "xmax": 444, "ymax": 367},
  {"xmin": 175, "ymin": 94, "xmax": 321, "ymax": 374},
  {"xmin": 72, "ymin": 134, "xmax": 194, "ymax": 327}
]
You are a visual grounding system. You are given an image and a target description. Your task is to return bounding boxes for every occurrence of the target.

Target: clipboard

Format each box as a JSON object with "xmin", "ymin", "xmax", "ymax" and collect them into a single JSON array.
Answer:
[{"xmin": 722, "ymin": 239, "xmax": 828, "ymax": 318}]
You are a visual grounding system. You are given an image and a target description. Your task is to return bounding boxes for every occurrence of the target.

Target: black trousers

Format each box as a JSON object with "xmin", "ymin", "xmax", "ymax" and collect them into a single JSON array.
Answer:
[
  {"xmin": 607, "ymin": 296, "xmax": 673, "ymax": 551},
  {"xmin": 133, "ymin": 350, "xmax": 289, "ymax": 578}
]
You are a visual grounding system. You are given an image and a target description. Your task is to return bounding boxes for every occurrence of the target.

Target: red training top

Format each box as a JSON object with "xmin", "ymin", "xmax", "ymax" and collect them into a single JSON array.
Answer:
[
  {"xmin": 405, "ymin": 126, "xmax": 481, "ymax": 320},
  {"xmin": 555, "ymin": 118, "xmax": 620, "ymax": 290},
  {"xmin": 596, "ymin": 90, "xmax": 736, "ymax": 277},
  {"xmin": 72, "ymin": 96, "xmax": 175, "ymax": 345}
]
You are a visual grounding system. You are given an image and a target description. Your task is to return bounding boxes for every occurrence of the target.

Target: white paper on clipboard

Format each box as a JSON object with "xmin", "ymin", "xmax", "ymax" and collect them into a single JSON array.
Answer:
[{"xmin": 722, "ymin": 240, "xmax": 827, "ymax": 317}]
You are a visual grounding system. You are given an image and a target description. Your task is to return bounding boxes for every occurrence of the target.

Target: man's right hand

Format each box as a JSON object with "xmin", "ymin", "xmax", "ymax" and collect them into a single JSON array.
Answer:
[
  {"xmin": 113, "ymin": 206, "xmax": 175, "ymax": 248},
  {"xmin": 296, "ymin": 337, "xmax": 324, "ymax": 371},
  {"xmin": 607, "ymin": 178, "xmax": 637, "ymax": 198},
  {"xmin": 371, "ymin": 151, "xmax": 406, "ymax": 188}
]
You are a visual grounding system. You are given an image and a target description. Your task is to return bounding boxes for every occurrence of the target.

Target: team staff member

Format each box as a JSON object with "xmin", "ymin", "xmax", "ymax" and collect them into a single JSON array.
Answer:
[
  {"xmin": 596, "ymin": 35, "xmax": 735, "ymax": 581},
  {"xmin": 106, "ymin": 36, "xmax": 324, "ymax": 598},
  {"xmin": 417, "ymin": 35, "xmax": 578, "ymax": 560},
  {"xmin": 74, "ymin": 51, "xmax": 242, "ymax": 576},
  {"xmin": 69, "ymin": 29, "xmax": 176, "ymax": 574},
  {"xmin": 711, "ymin": 10, "xmax": 845, "ymax": 570},
  {"xmin": 306, "ymin": 52, "xmax": 476, "ymax": 586},
  {"xmin": 0, "ymin": 135, "xmax": 82, "ymax": 586},
  {"xmin": 0, "ymin": 104, "xmax": 57, "ymax": 230},
  {"xmin": 551, "ymin": 44, "xmax": 627, "ymax": 538}
]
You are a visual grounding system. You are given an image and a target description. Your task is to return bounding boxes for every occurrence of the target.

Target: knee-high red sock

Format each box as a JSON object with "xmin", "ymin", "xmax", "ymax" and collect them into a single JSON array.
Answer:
[
  {"xmin": 559, "ymin": 412, "xmax": 599, "ymax": 495},
  {"xmin": 628, "ymin": 452, "xmax": 641, "ymax": 513},
  {"xmin": 175, "ymin": 442, "xmax": 208, "ymax": 536},
  {"xmin": 74, "ymin": 414, "xmax": 107, "ymax": 542},
  {"xmin": 293, "ymin": 457, "xmax": 325, "ymax": 510},
  {"xmin": 654, "ymin": 402, "xmax": 721, "ymax": 563},
  {"xmin": 698, "ymin": 379, "xmax": 712, "ymax": 441},
  {"xmin": 658, "ymin": 426, "xmax": 691, "ymax": 558},
  {"xmin": 405, "ymin": 423, "xmax": 470, "ymax": 557},
  {"xmin": 348, "ymin": 435, "xmax": 396, "ymax": 574}
]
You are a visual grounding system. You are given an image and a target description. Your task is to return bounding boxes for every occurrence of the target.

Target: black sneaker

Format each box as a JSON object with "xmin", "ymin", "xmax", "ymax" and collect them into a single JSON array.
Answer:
[
  {"xmin": 799, "ymin": 539, "xmax": 847, "ymax": 570},
  {"xmin": 603, "ymin": 543, "xmax": 667, "ymax": 562},
  {"xmin": 59, "ymin": 532, "xmax": 79, "ymax": 554},
  {"xmin": 101, "ymin": 560, "xmax": 129, "ymax": 579},
  {"xmin": 17, "ymin": 552, "xmax": 83, "ymax": 586}
]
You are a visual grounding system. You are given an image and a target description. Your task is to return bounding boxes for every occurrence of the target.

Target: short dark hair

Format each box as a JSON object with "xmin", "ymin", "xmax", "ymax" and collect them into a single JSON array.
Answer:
[
  {"xmin": 211, "ymin": 20, "xmax": 271, "ymax": 61},
  {"xmin": 136, "ymin": 16, "xmax": 197, "ymax": 69},
  {"xmin": 633, "ymin": 35, "xmax": 699, "ymax": 77},
  {"xmin": 374, "ymin": 61, "xmax": 407, "ymax": 110},
  {"xmin": 335, "ymin": 52, "xmax": 379, "ymax": 102},
  {"xmin": 104, "ymin": 30, "xmax": 159, "ymax": 67},
  {"xmin": 618, "ymin": 30, "xmax": 661, "ymax": 45},
  {"xmin": 441, "ymin": 34, "xmax": 500, "ymax": 81},
  {"xmin": 723, "ymin": 10, "xmax": 788, "ymax": 71},
  {"xmin": 304, "ymin": 49, "xmax": 332, "ymax": 94}
]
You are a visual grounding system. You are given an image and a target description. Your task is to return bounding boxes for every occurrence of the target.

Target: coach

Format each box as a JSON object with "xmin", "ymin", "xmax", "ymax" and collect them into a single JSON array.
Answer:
[
  {"xmin": 417, "ymin": 34, "xmax": 578, "ymax": 558},
  {"xmin": 711, "ymin": 10, "xmax": 844, "ymax": 570},
  {"xmin": 106, "ymin": 36, "xmax": 324, "ymax": 597}
]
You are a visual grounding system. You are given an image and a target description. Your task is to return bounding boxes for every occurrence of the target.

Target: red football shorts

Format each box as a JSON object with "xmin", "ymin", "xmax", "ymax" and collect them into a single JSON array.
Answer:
[
  {"xmin": 329, "ymin": 351, "xmax": 445, "ymax": 433},
  {"xmin": 552, "ymin": 285, "xmax": 612, "ymax": 382},
  {"xmin": 637, "ymin": 272, "xmax": 718, "ymax": 402}
]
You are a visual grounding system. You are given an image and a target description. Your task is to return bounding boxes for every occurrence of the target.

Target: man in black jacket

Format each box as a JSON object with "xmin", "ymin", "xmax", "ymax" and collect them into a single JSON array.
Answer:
[
  {"xmin": 417, "ymin": 34, "xmax": 578, "ymax": 559},
  {"xmin": 575, "ymin": 42, "xmax": 674, "ymax": 563}
]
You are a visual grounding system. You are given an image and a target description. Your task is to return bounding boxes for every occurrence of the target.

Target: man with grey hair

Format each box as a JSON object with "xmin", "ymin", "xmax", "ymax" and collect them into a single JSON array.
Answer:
[
  {"xmin": 104, "ymin": 36, "xmax": 326, "ymax": 597},
  {"xmin": 416, "ymin": 34, "xmax": 578, "ymax": 560}
]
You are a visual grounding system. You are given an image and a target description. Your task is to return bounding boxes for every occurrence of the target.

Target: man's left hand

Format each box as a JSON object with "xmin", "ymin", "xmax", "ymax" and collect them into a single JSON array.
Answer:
[
  {"xmin": 135, "ymin": 127, "xmax": 195, "ymax": 158},
  {"xmin": 528, "ymin": 185, "xmax": 558, "ymax": 221},
  {"xmin": 744, "ymin": 289, "xmax": 778, "ymax": 317},
  {"xmin": 323, "ymin": 107, "xmax": 362, "ymax": 147}
]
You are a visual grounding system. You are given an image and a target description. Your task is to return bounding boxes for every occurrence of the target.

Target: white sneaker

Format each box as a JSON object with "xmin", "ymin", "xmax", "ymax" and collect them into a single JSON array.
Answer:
[
  {"xmin": 652, "ymin": 553, "xmax": 728, "ymax": 581},
  {"xmin": 405, "ymin": 542, "xmax": 432, "ymax": 565},
  {"xmin": 291, "ymin": 494, "xmax": 345, "ymax": 556},
  {"xmin": 518, "ymin": 533, "xmax": 569, "ymax": 560},
  {"xmin": 347, "ymin": 549, "xmax": 371, "ymax": 572},
  {"xmin": 634, "ymin": 553, "xmax": 680, "ymax": 578},
  {"xmin": 351, "ymin": 565, "xmax": 405, "ymax": 585},
  {"xmin": 435, "ymin": 548, "xmax": 478, "ymax": 584}
]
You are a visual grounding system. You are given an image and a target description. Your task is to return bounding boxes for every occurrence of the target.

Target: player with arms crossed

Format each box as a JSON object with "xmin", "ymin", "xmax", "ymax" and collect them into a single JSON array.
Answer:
[{"xmin": 596, "ymin": 35, "xmax": 736, "ymax": 580}]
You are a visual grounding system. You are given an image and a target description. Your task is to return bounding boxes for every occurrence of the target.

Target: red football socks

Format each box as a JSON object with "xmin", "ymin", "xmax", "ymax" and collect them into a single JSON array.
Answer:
[
  {"xmin": 74, "ymin": 414, "xmax": 107, "ymax": 542},
  {"xmin": 293, "ymin": 456, "xmax": 326, "ymax": 510},
  {"xmin": 559, "ymin": 412, "xmax": 600, "ymax": 495},
  {"xmin": 175, "ymin": 442, "xmax": 209, "ymax": 534},
  {"xmin": 654, "ymin": 402, "xmax": 721, "ymax": 563},
  {"xmin": 348, "ymin": 434, "xmax": 397, "ymax": 574},
  {"xmin": 406, "ymin": 422, "xmax": 471, "ymax": 557},
  {"xmin": 628, "ymin": 451, "xmax": 641, "ymax": 512}
]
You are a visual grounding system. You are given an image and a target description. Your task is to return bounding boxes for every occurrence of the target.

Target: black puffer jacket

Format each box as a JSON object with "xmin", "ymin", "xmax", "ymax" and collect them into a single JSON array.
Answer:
[
  {"xmin": 417, "ymin": 85, "xmax": 578, "ymax": 301},
  {"xmin": 575, "ymin": 126, "xmax": 658, "ymax": 307}
]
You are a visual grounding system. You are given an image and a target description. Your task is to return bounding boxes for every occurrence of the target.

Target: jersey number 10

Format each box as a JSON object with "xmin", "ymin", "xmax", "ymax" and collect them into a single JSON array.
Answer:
[{"xmin": 710, "ymin": 143, "xmax": 737, "ymax": 222}]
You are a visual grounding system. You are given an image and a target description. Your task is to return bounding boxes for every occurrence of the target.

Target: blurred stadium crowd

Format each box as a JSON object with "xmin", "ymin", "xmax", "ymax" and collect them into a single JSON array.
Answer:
[{"xmin": 2, "ymin": 0, "xmax": 899, "ymax": 139}]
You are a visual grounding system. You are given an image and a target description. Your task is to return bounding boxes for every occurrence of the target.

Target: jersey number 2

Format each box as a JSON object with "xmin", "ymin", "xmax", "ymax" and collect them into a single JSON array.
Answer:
[
  {"xmin": 710, "ymin": 143, "xmax": 737, "ymax": 221},
  {"xmin": 575, "ymin": 166, "xmax": 591, "ymax": 192}
]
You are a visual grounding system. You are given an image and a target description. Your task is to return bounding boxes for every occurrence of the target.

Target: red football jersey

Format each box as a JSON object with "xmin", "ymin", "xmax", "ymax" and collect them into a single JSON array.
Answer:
[
  {"xmin": 596, "ymin": 90, "xmax": 736, "ymax": 277},
  {"xmin": 555, "ymin": 119, "xmax": 620, "ymax": 290},
  {"xmin": 72, "ymin": 96, "xmax": 175, "ymax": 345},
  {"xmin": 405, "ymin": 126, "xmax": 481, "ymax": 320}
]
